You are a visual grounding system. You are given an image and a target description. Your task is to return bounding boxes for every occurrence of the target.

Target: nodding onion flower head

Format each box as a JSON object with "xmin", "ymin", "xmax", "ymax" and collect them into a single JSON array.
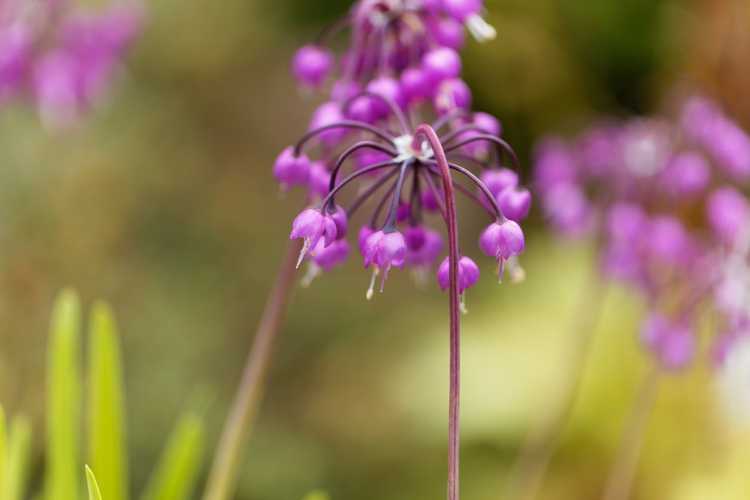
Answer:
[
  {"xmin": 0, "ymin": 0, "xmax": 143, "ymax": 126},
  {"xmin": 533, "ymin": 96, "xmax": 750, "ymax": 372},
  {"xmin": 281, "ymin": 0, "xmax": 528, "ymax": 303}
]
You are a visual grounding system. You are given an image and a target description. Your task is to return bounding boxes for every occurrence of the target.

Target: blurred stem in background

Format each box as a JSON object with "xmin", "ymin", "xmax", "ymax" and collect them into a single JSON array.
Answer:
[
  {"xmin": 507, "ymin": 272, "xmax": 609, "ymax": 500},
  {"xmin": 203, "ymin": 239, "xmax": 302, "ymax": 500},
  {"xmin": 602, "ymin": 367, "xmax": 662, "ymax": 500},
  {"xmin": 687, "ymin": 0, "xmax": 750, "ymax": 126}
]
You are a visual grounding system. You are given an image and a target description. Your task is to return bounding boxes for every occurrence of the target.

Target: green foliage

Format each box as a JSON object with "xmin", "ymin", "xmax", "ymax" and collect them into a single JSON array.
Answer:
[
  {"xmin": 85, "ymin": 466, "xmax": 104, "ymax": 500},
  {"xmin": 140, "ymin": 413, "xmax": 204, "ymax": 500},
  {"xmin": 1, "ymin": 290, "xmax": 206, "ymax": 500},
  {"xmin": 47, "ymin": 289, "xmax": 82, "ymax": 500},
  {"xmin": 5, "ymin": 416, "xmax": 32, "ymax": 500},
  {"xmin": 0, "ymin": 406, "xmax": 5, "ymax": 496},
  {"xmin": 88, "ymin": 302, "xmax": 128, "ymax": 500}
]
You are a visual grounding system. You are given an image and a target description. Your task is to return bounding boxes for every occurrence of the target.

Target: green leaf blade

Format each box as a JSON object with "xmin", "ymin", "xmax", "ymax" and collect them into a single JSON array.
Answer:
[
  {"xmin": 88, "ymin": 301, "xmax": 128, "ymax": 500},
  {"xmin": 85, "ymin": 466, "xmax": 104, "ymax": 500},
  {"xmin": 140, "ymin": 413, "xmax": 204, "ymax": 500},
  {"xmin": 0, "ymin": 405, "xmax": 6, "ymax": 496},
  {"xmin": 6, "ymin": 416, "xmax": 32, "ymax": 500},
  {"xmin": 46, "ymin": 289, "xmax": 82, "ymax": 500}
]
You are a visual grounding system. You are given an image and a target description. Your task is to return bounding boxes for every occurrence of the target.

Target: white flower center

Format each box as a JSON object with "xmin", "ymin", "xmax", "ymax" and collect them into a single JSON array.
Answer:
[{"xmin": 393, "ymin": 134, "xmax": 434, "ymax": 162}]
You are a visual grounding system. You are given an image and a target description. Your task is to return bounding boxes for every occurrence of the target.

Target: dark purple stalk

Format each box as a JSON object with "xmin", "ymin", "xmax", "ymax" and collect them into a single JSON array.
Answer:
[
  {"xmin": 432, "ymin": 109, "xmax": 471, "ymax": 133},
  {"xmin": 420, "ymin": 170, "xmax": 448, "ymax": 220},
  {"xmin": 601, "ymin": 366, "xmax": 661, "ymax": 500},
  {"xmin": 424, "ymin": 169, "xmax": 494, "ymax": 218},
  {"xmin": 347, "ymin": 169, "xmax": 401, "ymax": 216},
  {"xmin": 320, "ymin": 161, "xmax": 400, "ymax": 209},
  {"xmin": 327, "ymin": 141, "xmax": 398, "ymax": 200},
  {"xmin": 370, "ymin": 181, "xmax": 399, "ymax": 227},
  {"xmin": 414, "ymin": 124, "xmax": 462, "ymax": 500},
  {"xmin": 444, "ymin": 134, "xmax": 520, "ymax": 169},
  {"xmin": 425, "ymin": 161, "xmax": 504, "ymax": 219},
  {"xmin": 203, "ymin": 239, "xmax": 303, "ymax": 500},
  {"xmin": 383, "ymin": 161, "xmax": 412, "ymax": 230},
  {"xmin": 294, "ymin": 121, "xmax": 396, "ymax": 154},
  {"xmin": 342, "ymin": 91, "xmax": 412, "ymax": 134}
]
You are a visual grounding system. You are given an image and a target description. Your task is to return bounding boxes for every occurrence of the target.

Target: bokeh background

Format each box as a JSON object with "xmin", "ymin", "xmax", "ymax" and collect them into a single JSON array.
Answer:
[{"xmin": 1, "ymin": 0, "xmax": 749, "ymax": 499}]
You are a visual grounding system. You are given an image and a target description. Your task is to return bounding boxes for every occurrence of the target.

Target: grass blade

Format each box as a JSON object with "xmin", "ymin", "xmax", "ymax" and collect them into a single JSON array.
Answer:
[
  {"xmin": 0, "ymin": 405, "xmax": 6, "ymax": 498},
  {"xmin": 88, "ymin": 301, "xmax": 128, "ymax": 500},
  {"xmin": 46, "ymin": 289, "xmax": 81, "ymax": 500},
  {"xmin": 6, "ymin": 416, "xmax": 32, "ymax": 500},
  {"xmin": 86, "ymin": 466, "xmax": 104, "ymax": 500},
  {"xmin": 140, "ymin": 413, "xmax": 204, "ymax": 500}
]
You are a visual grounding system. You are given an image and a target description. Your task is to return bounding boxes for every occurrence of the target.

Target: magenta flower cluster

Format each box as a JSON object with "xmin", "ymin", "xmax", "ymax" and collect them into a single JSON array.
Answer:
[
  {"xmin": 275, "ymin": 0, "xmax": 530, "ymax": 304},
  {"xmin": 0, "ymin": 0, "xmax": 142, "ymax": 125},
  {"xmin": 534, "ymin": 96, "xmax": 750, "ymax": 371}
]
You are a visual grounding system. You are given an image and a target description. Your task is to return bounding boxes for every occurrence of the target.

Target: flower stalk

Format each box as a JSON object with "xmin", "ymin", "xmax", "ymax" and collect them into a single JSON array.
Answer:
[
  {"xmin": 203, "ymin": 239, "xmax": 302, "ymax": 500},
  {"xmin": 601, "ymin": 367, "xmax": 661, "ymax": 500},
  {"xmin": 414, "ymin": 124, "xmax": 461, "ymax": 500},
  {"xmin": 508, "ymin": 273, "xmax": 609, "ymax": 500}
]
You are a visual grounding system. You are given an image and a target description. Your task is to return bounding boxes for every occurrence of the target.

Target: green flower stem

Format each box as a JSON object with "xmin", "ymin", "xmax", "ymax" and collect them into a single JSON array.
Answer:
[
  {"xmin": 508, "ymin": 273, "xmax": 608, "ymax": 500},
  {"xmin": 602, "ymin": 366, "xmax": 661, "ymax": 500}
]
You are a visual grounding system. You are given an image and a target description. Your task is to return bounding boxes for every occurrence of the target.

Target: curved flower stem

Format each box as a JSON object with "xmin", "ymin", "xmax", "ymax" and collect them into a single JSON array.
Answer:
[
  {"xmin": 203, "ymin": 238, "xmax": 303, "ymax": 500},
  {"xmin": 414, "ymin": 124, "xmax": 462, "ymax": 500},
  {"xmin": 507, "ymin": 273, "xmax": 608, "ymax": 500},
  {"xmin": 601, "ymin": 366, "xmax": 662, "ymax": 500}
]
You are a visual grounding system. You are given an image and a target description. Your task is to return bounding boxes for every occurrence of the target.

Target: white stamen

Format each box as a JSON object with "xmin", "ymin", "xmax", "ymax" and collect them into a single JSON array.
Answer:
[
  {"xmin": 466, "ymin": 14, "xmax": 497, "ymax": 43},
  {"xmin": 508, "ymin": 256, "xmax": 526, "ymax": 284},
  {"xmin": 497, "ymin": 259, "xmax": 506, "ymax": 284},
  {"xmin": 460, "ymin": 294, "xmax": 469, "ymax": 315},
  {"xmin": 296, "ymin": 238, "xmax": 311, "ymax": 269},
  {"xmin": 300, "ymin": 263, "xmax": 321, "ymax": 288},
  {"xmin": 366, "ymin": 267, "xmax": 380, "ymax": 300}
]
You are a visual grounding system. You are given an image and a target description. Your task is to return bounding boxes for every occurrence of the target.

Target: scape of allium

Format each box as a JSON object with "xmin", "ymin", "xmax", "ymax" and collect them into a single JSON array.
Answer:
[
  {"xmin": 0, "ymin": 0, "xmax": 142, "ymax": 126},
  {"xmin": 246, "ymin": 3, "xmax": 527, "ymax": 500},
  {"xmin": 534, "ymin": 96, "xmax": 750, "ymax": 374}
]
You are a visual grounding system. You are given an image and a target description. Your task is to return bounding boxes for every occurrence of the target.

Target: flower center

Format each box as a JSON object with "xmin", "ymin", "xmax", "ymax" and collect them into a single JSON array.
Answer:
[{"xmin": 393, "ymin": 134, "xmax": 434, "ymax": 162}]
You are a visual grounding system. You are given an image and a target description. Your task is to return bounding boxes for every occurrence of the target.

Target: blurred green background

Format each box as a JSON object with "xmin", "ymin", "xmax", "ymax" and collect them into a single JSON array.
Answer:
[{"xmin": 0, "ymin": 0, "xmax": 749, "ymax": 499}]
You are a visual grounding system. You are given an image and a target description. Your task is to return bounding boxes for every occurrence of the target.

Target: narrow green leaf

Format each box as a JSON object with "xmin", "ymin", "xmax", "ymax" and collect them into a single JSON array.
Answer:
[
  {"xmin": 46, "ymin": 289, "xmax": 81, "ymax": 500},
  {"xmin": 140, "ymin": 413, "xmax": 204, "ymax": 500},
  {"xmin": 302, "ymin": 490, "xmax": 330, "ymax": 500},
  {"xmin": 6, "ymin": 416, "xmax": 32, "ymax": 500},
  {"xmin": 0, "ymin": 405, "xmax": 6, "ymax": 498},
  {"xmin": 88, "ymin": 301, "xmax": 128, "ymax": 500},
  {"xmin": 85, "ymin": 466, "xmax": 103, "ymax": 500}
]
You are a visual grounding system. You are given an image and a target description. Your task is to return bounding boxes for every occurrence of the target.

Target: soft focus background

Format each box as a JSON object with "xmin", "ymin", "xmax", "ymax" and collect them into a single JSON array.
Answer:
[{"xmin": 1, "ymin": 0, "xmax": 749, "ymax": 499}]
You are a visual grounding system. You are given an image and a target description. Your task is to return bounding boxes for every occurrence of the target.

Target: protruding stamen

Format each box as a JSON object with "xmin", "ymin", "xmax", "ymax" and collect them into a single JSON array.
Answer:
[
  {"xmin": 296, "ymin": 238, "xmax": 312, "ymax": 269},
  {"xmin": 497, "ymin": 258, "xmax": 506, "ymax": 284},
  {"xmin": 366, "ymin": 267, "xmax": 380, "ymax": 300},
  {"xmin": 300, "ymin": 263, "xmax": 321, "ymax": 288},
  {"xmin": 466, "ymin": 14, "xmax": 496, "ymax": 42},
  {"xmin": 460, "ymin": 293, "xmax": 468, "ymax": 315},
  {"xmin": 508, "ymin": 256, "xmax": 526, "ymax": 284}
]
